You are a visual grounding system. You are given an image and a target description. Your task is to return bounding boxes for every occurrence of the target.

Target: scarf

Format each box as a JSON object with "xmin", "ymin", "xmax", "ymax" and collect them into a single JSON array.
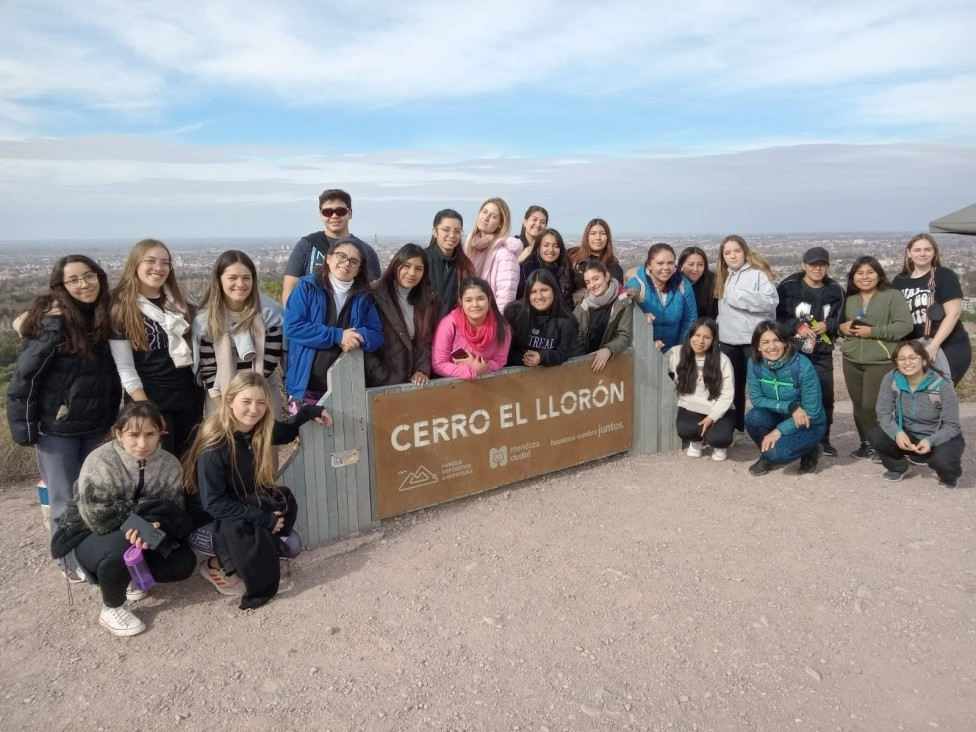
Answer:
[
  {"xmin": 212, "ymin": 310, "xmax": 267, "ymax": 396},
  {"xmin": 466, "ymin": 234, "xmax": 497, "ymax": 276},
  {"xmin": 584, "ymin": 278, "xmax": 622, "ymax": 310},
  {"xmin": 138, "ymin": 292, "xmax": 192, "ymax": 368},
  {"xmin": 395, "ymin": 285, "xmax": 416, "ymax": 339},
  {"xmin": 329, "ymin": 275, "xmax": 354, "ymax": 313},
  {"xmin": 451, "ymin": 306, "xmax": 497, "ymax": 355}
]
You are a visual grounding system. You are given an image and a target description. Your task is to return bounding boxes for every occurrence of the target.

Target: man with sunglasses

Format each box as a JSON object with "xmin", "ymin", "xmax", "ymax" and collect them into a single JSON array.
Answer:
[
  {"xmin": 775, "ymin": 246, "xmax": 845, "ymax": 457},
  {"xmin": 282, "ymin": 188, "xmax": 381, "ymax": 304}
]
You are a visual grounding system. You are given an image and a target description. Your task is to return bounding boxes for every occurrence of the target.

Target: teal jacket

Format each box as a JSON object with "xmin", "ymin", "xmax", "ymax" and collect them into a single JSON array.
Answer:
[{"xmin": 746, "ymin": 351, "xmax": 825, "ymax": 436}]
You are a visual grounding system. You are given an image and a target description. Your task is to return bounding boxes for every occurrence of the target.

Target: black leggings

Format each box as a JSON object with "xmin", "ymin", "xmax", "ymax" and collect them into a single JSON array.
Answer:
[
  {"xmin": 675, "ymin": 407, "xmax": 736, "ymax": 448},
  {"xmin": 74, "ymin": 530, "xmax": 196, "ymax": 607},
  {"xmin": 720, "ymin": 342, "xmax": 751, "ymax": 431},
  {"xmin": 867, "ymin": 426, "xmax": 965, "ymax": 483}
]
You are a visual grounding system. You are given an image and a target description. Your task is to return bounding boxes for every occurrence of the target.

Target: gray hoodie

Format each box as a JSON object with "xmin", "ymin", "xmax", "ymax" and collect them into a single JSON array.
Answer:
[{"xmin": 717, "ymin": 264, "xmax": 779, "ymax": 345}]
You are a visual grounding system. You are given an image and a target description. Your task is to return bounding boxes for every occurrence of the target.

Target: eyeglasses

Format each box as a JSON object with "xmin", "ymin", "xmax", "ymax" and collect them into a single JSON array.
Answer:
[
  {"xmin": 896, "ymin": 355, "xmax": 922, "ymax": 364},
  {"xmin": 330, "ymin": 251, "xmax": 361, "ymax": 268},
  {"xmin": 140, "ymin": 257, "xmax": 172, "ymax": 270},
  {"xmin": 62, "ymin": 271, "xmax": 99, "ymax": 288},
  {"xmin": 321, "ymin": 207, "xmax": 350, "ymax": 218}
]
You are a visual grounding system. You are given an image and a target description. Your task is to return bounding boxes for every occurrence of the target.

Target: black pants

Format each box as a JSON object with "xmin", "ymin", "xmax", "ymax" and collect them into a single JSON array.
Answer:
[
  {"xmin": 867, "ymin": 426, "xmax": 965, "ymax": 483},
  {"xmin": 676, "ymin": 407, "xmax": 736, "ymax": 448},
  {"xmin": 160, "ymin": 405, "xmax": 203, "ymax": 460},
  {"xmin": 807, "ymin": 350, "xmax": 835, "ymax": 441},
  {"xmin": 75, "ymin": 530, "xmax": 197, "ymax": 607},
  {"xmin": 720, "ymin": 342, "xmax": 751, "ymax": 431}
]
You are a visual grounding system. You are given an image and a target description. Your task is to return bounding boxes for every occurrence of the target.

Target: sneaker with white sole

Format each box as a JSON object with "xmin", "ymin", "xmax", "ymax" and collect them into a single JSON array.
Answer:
[
  {"xmin": 126, "ymin": 582, "xmax": 149, "ymax": 602},
  {"xmin": 200, "ymin": 558, "xmax": 244, "ymax": 596},
  {"xmin": 686, "ymin": 441, "xmax": 703, "ymax": 458},
  {"xmin": 99, "ymin": 604, "xmax": 146, "ymax": 637},
  {"xmin": 711, "ymin": 447, "xmax": 727, "ymax": 462}
]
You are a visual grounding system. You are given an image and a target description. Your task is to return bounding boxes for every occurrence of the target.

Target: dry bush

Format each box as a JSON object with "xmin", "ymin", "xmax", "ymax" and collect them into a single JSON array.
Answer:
[{"xmin": 0, "ymin": 404, "xmax": 38, "ymax": 486}]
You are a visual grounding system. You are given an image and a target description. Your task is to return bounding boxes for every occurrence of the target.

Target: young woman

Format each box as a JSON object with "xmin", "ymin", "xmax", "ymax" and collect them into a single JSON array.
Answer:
[
  {"xmin": 745, "ymin": 321, "xmax": 826, "ymax": 476},
  {"xmin": 714, "ymin": 235, "xmax": 779, "ymax": 432},
  {"xmin": 573, "ymin": 260, "xmax": 634, "ymax": 373},
  {"xmin": 462, "ymin": 197, "xmax": 522, "ymax": 312},
  {"xmin": 183, "ymin": 372, "xmax": 331, "ymax": 608},
  {"xmin": 51, "ymin": 402, "xmax": 196, "ymax": 637},
  {"xmin": 192, "ymin": 250, "xmax": 285, "ymax": 417},
  {"xmin": 868, "ymin": 341, "xmax": 964, "ymax": 488},
  {"xmin": 775, "ymin": 247, "xmax": 845, "ymax": 456},
  {"xmin": 678, "ymin": 246, "xmax": 718, "ymax": 320},
  {"xmin": 503, "ymin": 269, "xmax": 577, "ymax": 368},
  {"xmin": 431, "ymin": 277, "xmax": 512, "ymax": 380},
  {"xmin": 568, "ymin": 218, "xmax": 624, "ymax": 293},
  {"xmin": 516, "ymin": 228, "xmax": 575, "ymax": 310},
  {"xmin": 6, "ymin": 255, "xmax": 122, "ymax": 580},
  {"xmin": 839, "ymin": 256, "xmax": 913, "ymax": 460},
  {"xmin": 516, "ymin": 205, "xmax": 549, "ymax": 263},
  {"xmin": 667, "ymin": 318, "xmax": 735, "ymax": 461},
  {"xmin": 626, "ymin": 243, "xmax": 698, "ymax": 352},
  {"xmin": 109, "ymin": 239, "xmax": 204, "ymax": 459},
  {"xmin": 364, "ymin": 243, "xmax": 436, "ymax": 387},
  {"xmin": 892, "ymin": 233, "xmax": 971, "ymax": 384},
  {"xmin": 425, "ymin": 209, "xmax": 475, "ymax": 320},
  {"xmin": 284, "ymin": 237, "xmax": 384, "ymax": 404}
]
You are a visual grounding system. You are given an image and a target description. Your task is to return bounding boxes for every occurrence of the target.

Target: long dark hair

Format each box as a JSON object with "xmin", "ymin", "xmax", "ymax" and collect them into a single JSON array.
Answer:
[
  {"xmin": 845, "ymin": 255, "xmax": 891, "ymax": 296},
  {"xmin": 530, "ymin": 228, "xmax": 573, "ymax": 298},
  {"xmin": 892, "ymin": 339, "xmax": 948, "ymax": 381},
  {"xmin": 508, "ymin": 269, "xmax": 572, "ymax": 349},
  {"xmin": 198, "ymin": 250, "xmax": 261, "ymax": 340},
  {"xmin": 429, "ymin": 208, "xmax": 475, "ymax": 280},
  {"xmin": 20, "ymin": 254, "xmax": 111, "ymax": 357},
  {"xmin": 678, "ymin": 246, "xmax": 715, "ymax": 310},
  {"xmin": 320, "ymin": 238, "xmax": 370, "ymax": 296},
  {"xmin": 518, "ymin": 205, "xmax": 549, "ymax": 243},
  {"xmin": 376, "ymin": 243, "xmax": 436, "ymax": 345},
  {"xmin": 675, "ymin": 318, "xmax": 723, "ymax": 400},
  {"xmin": 570, "ymin": 218, "xmax": 618, "ymax": 269},
  {"xmin": 458, "ymin": 276, "xmax": 510, "ymax": 349}
]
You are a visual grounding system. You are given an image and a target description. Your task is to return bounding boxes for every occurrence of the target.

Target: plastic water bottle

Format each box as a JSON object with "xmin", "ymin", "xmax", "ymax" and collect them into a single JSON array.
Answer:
[
  {"xmin": 37, "ymin": 480, "xmax": 50, "ymax": 530},
  {"xmin": 123, "ymin": 545, "xmax": 156, "ymax": 592}
]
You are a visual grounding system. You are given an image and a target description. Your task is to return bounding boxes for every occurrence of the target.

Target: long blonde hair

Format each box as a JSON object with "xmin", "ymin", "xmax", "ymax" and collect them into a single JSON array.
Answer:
[
  {"xmin": 463, "ymin": 197, "xmax": 512, "ymax": 256},
  {"xmin": 182, "ymin": 372, "xmax": 277, "ymax": 495},
  {"xmin": 713, "ymin": 234, "xmax": 777, "ymax": 300},
  {"xmin": 110, "ymin": 239, "xmax": 193, "ymax": 351},
  {"xmin": 198, "ymin": 250, "xmax": 261, "ymax": 340}
]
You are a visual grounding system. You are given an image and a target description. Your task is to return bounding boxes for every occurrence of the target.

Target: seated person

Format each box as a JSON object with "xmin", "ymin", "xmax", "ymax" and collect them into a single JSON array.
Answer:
[{"xmin": 504, "ymin": 269, "xmax": 577, "ymax": 368}]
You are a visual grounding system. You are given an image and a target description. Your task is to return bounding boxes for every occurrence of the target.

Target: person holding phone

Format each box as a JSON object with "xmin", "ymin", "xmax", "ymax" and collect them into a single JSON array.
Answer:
[
  {"xmin": 51, "ymin": 402, "xmax": 196, "ymax": 637},
  {"xmin": 431, "ymin": 277, "xmax": 512, "ymax": 379},
  {"xmin": 504, "ymin": 269, "xmax": 578, "ymax": 368},
  {"xmin": 838, "ymin": 256, "xmax": 913, "ymax": 460}
]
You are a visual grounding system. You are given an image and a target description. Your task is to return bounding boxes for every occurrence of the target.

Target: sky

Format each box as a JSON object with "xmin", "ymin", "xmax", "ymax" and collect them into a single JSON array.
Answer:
[{"xmin": 1, "ymin": 0, "xmax": 975, "ymax": 240}]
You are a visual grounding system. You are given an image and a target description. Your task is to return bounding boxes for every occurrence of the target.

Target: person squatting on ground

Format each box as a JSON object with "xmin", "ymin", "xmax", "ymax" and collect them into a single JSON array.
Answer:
[
  {"xmin": 868, "ymin": 340, "xmax": 965, "ymax": 489},
  {"xmin": 775, "ymin": 246, "xmax": 845, "ymax": 456},
  {"xmin": 183, "ymin": 372, "xmax": 332, "ymax": 609},
  {"xmin": 745, "ymin": 321, "xmax": 827, "ymax": 476},
  {"xmin": 838, "ymin": 256, "xmax": 914, "ymax": 461},
  {"xmin": 6, "ymin": 255, "xmax": 122, "ymax": 581},
  {"xmin": 667, "ymin": 318, "xmax": 735, "ymax": 462},
  {"xmin": 51, "ymin": 402, "xmax": 197, "ymax": 637}
]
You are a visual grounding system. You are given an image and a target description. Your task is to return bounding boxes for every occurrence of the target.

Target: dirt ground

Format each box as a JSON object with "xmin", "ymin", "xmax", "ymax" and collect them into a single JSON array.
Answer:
[{"xmin": 1, "ymin": 399, "xmax": 975, "ymax": 731}]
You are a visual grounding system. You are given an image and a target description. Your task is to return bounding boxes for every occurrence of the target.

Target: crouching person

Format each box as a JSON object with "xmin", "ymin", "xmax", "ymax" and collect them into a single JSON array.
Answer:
[
  {"xmin": 183, "ymin": 372, "xmax": 331, "ymax": 609},
  {"xmin": 52, "ymin": 402, "xmax": 197, "ymax": 637}
]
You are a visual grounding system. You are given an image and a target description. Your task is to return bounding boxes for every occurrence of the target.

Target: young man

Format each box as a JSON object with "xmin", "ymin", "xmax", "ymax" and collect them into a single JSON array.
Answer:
[
  {"xmin": 282, "ymin": 189, "xmax": 381, "ymax": 304},
  {"xmin": 775, "ymin": 246, "xmax": 845, "ymax": 456}
]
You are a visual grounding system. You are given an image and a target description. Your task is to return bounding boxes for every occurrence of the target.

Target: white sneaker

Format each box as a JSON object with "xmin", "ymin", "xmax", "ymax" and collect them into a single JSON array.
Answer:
[
  {"xmin": 711, "ymin": 448, "xmax": 728, "ymax": 462},
  {"xmin": 200, "ymin": 558, "xmax": 245, "ymax": 596},
  {"xmin": 126, "ymin": 582, "xmax": 149, "ymax": 602},
  {"xmin": 99, "ymin": 605, "xmax": 146, "ymax": 637},
  {"xmin": 686, "ymin": 441, "xmax": 703, "ymax": 458}
]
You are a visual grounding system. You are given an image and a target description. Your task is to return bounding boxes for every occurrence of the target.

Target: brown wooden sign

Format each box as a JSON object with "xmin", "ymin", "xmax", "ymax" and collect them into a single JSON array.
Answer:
[{"xmin": 371, "ymin": 355, "xmax": 634, "ymax": 517}]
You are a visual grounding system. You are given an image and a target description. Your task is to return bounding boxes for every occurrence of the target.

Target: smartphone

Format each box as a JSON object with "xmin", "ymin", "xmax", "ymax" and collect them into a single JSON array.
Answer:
[
  {"xmin": 851, "ymin": 319, "xmax": 871, "ymax": 328},
  {"xmin": 450, "ymin": 348, "xmax": 469, "ymax": 360},
  {"xmin": 120, "ymin": 513, "xmax": 167, "ymax": 551}
]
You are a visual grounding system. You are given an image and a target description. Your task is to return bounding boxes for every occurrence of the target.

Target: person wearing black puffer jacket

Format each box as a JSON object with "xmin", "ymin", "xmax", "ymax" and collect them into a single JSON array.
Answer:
[
  {"xmin": 505, "ymin": 269, "xmax": 578, "ymax": 368},
  {"xmin": 6, "ymin": 255, "xmax": 122, "ymax": 581}
]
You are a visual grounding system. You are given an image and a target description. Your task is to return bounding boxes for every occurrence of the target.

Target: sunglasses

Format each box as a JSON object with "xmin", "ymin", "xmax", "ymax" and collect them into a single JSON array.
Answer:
[{"xmin": 321, "ymin": 207, "xmax": 350, "ymax": 218}]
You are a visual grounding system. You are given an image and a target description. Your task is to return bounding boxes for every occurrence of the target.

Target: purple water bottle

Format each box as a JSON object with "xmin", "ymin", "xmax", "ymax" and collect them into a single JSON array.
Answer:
[{"xmin": 123, "ymin": 545, "xmax": 156, "ymax": 592}]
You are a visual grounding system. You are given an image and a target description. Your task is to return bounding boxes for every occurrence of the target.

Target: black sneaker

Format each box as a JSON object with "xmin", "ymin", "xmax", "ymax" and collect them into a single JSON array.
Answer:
[
  {"xmin": 820, "ymin": 441, "xmax": 838, "ymax": 457},
  {"xmin": 749, "ymin": 458, "xmax": 772, "ymax": 476},
  {"xmin": 906, "ymin": 455, "xmax": 927, "ymax": 466},
  {"xmin": 799, "ymin": 444, "xmax": 823, "ymax": 474},
  {"xmin": 850, "ymin": 441, "xmax": 874, "ymax": 459}
]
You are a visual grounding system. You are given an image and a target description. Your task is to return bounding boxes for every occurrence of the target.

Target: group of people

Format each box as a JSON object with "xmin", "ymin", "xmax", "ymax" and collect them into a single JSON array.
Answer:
[
  {"xmin": 665, "ymin": 235, "xmax": 967, "ymax": 489},
  {"xmin": 4, "ymin": 184, "xmax": 970, "ymax": 637}
]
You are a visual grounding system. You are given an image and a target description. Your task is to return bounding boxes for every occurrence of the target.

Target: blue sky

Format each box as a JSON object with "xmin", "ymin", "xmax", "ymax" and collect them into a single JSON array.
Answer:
[{"xmin": 2, "ymin": 0, "xmax": 975, "ymax": 239}]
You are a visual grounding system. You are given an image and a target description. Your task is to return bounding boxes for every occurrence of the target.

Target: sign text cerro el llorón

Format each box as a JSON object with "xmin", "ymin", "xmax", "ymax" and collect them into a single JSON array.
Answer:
[{"xmin": 370, "ymin": 355, "xmax": 634, "ymax": 517}]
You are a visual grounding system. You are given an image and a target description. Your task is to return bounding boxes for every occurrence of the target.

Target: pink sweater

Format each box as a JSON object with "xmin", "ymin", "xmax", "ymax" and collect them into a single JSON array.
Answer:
[
  {"xmin": 431, "ymin": 313, "xmax": 512, "ymax": 380},
  {"xmin": 468, "ymin": 237, "xmax": 521, "ymax": 312}
]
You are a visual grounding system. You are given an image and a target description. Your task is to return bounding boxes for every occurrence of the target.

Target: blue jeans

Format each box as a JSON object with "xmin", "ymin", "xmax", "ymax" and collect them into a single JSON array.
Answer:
[
  {"xmin": 745, "ymin": 407, "xmax": 825, "ymax": 465},
  {"xmin": 36, "ymin": 432, "xmax": 106, "ymax": 538}
]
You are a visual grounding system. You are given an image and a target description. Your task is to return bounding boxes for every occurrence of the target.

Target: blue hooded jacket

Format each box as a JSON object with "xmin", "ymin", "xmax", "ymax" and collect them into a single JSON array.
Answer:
[{"xmin": 626, "ymin": 268, "xmax": 697, "ymax": 352}]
